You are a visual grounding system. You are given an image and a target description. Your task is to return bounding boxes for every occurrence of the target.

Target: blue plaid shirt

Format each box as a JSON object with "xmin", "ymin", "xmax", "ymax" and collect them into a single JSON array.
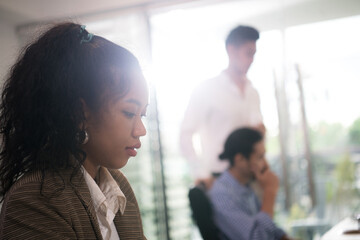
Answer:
[{"xmin": 208, "ymin": 170, "xmax": 286, "ymax": 240}]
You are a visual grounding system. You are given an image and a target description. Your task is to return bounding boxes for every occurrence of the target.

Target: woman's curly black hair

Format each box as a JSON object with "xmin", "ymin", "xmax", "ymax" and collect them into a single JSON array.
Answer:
[{"xmin": 0, "ymin": 22, "xmax": 141, "ymax": 200}]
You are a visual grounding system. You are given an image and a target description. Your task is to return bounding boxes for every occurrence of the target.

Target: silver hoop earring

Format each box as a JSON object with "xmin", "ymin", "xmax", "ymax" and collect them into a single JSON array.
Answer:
[{"xmin": 76, "ymin": 130, "xmax": 89, "ymax": 145}]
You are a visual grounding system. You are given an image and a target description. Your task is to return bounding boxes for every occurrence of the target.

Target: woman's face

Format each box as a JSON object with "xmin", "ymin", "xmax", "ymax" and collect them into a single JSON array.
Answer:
[{"xmin": 83, "ymin": 73, "xmax": 148, "ymax": 176}]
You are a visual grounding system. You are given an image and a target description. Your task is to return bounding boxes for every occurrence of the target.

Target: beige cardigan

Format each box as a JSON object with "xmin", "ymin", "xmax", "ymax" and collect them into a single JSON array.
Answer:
[{"xmin": 0, "ymin": 167, "xmax": 146, "ymax": 240}]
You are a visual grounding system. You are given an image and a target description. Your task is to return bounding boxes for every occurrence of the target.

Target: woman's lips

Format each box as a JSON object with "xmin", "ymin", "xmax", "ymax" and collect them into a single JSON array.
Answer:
[
  {"xmin": 126, "ymin": 148, "xmax": 137, "ymax": 157},
  {"xmin": 126, "ymin": 143, "xmax": 141, "ymax": 157}
]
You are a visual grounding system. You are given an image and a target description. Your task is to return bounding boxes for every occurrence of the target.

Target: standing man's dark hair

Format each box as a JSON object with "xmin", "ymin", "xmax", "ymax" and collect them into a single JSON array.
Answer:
[{"xmin": 225, "ymin": 25, "xmax": 259, "ymax": 47}]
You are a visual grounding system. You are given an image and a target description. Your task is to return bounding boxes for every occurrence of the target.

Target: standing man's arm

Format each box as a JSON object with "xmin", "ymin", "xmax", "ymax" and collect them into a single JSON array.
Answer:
[
  {"xmin": 180, "ymin": 86, "xmax": 212, "ymax": 186},
  {"xmin": 252, "ymin": 89, "xmax": 266, "ymax": 135}
]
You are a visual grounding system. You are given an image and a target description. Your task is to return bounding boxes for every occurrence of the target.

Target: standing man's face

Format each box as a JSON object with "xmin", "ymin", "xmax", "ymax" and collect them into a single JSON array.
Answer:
[{"xmin": 228, "ymin": 41, "xmax": 257, "ymax": 75}]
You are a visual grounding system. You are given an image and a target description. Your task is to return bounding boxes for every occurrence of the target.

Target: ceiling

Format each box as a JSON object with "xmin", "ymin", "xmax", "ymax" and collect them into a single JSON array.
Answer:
[
  {"xmin": 0, "ymin": 0, "xmax": 207, "ymax": 26},
  {"xmin": 0, "ymin": 0, "xmax": 359, "ymax": 28},
  {"xmin": 0, "ymin": 0, "xmax": 316, "ymax": 26}
]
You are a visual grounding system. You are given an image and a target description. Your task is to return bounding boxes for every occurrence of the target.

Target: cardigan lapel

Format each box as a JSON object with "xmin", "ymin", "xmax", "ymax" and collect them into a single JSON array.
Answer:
[
  {"xmin": 110, "ymin": 169, "xmax": 144, "ymax": 239},
  {"xmin": 114, "ymin": 201, "xmax": 143, "ymax": 239},
  {"xmin": 64, "ymin": 167, "xmax": 143, "ymax": 239},
  {"xmin": 70, "ymin": 169, "xmax": 104, "ymax": 240}
]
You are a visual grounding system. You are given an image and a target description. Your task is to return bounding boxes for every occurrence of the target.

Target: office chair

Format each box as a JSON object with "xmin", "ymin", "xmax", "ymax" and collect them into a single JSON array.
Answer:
[{"xmin": 188, "ymin": 183, "xmax": 228, "ymax": 240}]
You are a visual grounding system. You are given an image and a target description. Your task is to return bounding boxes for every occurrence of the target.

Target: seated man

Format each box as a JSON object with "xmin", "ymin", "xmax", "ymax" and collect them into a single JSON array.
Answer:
[{"xmin": 209, "ymin": 128, "xmax": 288, "ymax": 240}]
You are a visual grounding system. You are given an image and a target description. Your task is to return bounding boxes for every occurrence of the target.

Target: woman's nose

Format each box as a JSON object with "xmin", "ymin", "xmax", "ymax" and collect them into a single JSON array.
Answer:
[{"xmin": 133, "ymin": 117, "xmax": 147, "ymax": 138}]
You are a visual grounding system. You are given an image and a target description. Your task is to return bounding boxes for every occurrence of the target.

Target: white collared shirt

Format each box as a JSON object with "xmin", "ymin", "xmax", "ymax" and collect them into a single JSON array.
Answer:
[
  {"xmin": 180, "ymin": 71, "xmax": 263, "ymax": 179},
  {"xmin": 82, "ymin": 166, "xmax": 127, "ymax": 240}
]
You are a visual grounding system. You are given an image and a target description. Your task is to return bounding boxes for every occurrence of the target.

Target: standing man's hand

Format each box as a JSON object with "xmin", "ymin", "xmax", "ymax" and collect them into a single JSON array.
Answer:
[
  {"xmin": 254, "ymin": 123, "xmax": 266, "ymax": 136},
  {"xmin": 195, "ymin": 177, "xmax": 215, "ymax": 190}
]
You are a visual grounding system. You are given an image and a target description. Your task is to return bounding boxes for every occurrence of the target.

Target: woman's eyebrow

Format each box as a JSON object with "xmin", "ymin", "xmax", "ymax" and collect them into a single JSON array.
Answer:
[
  {"xmin": 125, "ymin": 99, "xmax": 149, "ymax": 109},
  {"xmin": 125, "ymin": 98, "xmax": 141, "ymax": 107}
]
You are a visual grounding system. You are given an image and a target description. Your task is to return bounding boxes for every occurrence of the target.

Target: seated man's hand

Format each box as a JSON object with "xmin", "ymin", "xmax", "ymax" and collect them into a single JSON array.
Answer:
[{"xmin": 252, "ymin": 161, "xmax": 279, "ymax": 193}]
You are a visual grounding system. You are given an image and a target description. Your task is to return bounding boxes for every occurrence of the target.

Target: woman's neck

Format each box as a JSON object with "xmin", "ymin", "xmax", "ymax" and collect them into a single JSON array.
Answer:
[{"xmin": 82, "ymin": 159, "xmax": 100, "ymax": 179}]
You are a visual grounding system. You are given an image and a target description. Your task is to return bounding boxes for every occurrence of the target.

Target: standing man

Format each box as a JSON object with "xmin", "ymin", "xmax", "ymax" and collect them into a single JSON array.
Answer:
[
  {"xmin": 180, "ymin": 25, "xmax": 265, "ymax": 187},
  {"xmin": 209, "ymin": 128, "xmax": 288, "ymax": 240}
]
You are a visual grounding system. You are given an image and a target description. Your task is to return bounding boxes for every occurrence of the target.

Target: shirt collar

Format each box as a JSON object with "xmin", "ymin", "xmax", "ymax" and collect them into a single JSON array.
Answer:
[
  {"xmin": 82, "ymin": 166, "xmax": 127, "ymax": 216},
  {"xmin": 220, "ymin": 170, "xmax": 252, "ymax": 194},
  {"xmin": 221, "ymin": 71, "xmax": 252, "ymax": 93}
]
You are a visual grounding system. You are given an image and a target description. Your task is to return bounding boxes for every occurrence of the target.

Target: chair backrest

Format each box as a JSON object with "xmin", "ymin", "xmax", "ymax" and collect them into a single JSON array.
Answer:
[{"xmin": 188, "ymin": 184, "xmax": 221, "ymax": 240}]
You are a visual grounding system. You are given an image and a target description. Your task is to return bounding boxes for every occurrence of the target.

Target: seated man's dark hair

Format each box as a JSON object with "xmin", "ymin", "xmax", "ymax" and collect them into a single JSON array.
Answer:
[
  {"xmin": 219, "ymin": 128, "xmax": 263, "ymax": 166},
  {"xmin": 225, "ymin": 25, "xmax": 259, "ymax": 47}
]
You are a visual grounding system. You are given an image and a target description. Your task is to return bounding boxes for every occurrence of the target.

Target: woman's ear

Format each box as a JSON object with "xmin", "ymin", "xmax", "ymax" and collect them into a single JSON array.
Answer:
[{"xmin": 79, "ymin": 98, "xmax": 91, "ymax": 129}]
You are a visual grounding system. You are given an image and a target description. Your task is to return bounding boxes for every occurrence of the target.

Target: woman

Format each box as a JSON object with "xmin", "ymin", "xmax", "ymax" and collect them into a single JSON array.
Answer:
[{"xmin": 0, "ymin": 22, "xmax": 148, "ymax": 239}]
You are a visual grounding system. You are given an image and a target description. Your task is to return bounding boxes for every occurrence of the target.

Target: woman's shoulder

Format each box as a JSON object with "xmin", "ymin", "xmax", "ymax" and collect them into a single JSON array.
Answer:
[
  {"xmin": 7, "ymin": 170, "xmax": 44, "ymax": 195},
  {"xmin": 0, "ymin": 168, "xmax": 88, "ymax": 240},
  {"xmin": 1, "ymin": 171, "xmax": 59, "ymax": 216},
  {"xmin": 5, "ymin": 168, "xmax": 76, "ymax": 203}
]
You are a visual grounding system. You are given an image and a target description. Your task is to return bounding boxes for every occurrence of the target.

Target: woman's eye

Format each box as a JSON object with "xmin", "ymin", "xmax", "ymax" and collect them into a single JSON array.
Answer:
[{"xmin": 123, "ymin": 111, "xmax": 136, "ymax": 118}]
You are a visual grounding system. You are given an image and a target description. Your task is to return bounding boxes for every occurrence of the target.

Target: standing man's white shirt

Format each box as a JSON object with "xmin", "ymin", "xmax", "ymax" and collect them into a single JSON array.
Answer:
[{"xmin": 180, "ymin": 71, "xmax": 263, "ymax": 179}]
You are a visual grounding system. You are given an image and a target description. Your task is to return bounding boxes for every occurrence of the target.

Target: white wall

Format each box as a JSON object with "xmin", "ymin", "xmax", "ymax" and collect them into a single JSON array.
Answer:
[
  {"xmin": 0, "ymin": 22, "xmax": 20, "ymax": 85},
  {"xmin": 245, "ymin": 0, "xmax": 360, "ymax": 31}
]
